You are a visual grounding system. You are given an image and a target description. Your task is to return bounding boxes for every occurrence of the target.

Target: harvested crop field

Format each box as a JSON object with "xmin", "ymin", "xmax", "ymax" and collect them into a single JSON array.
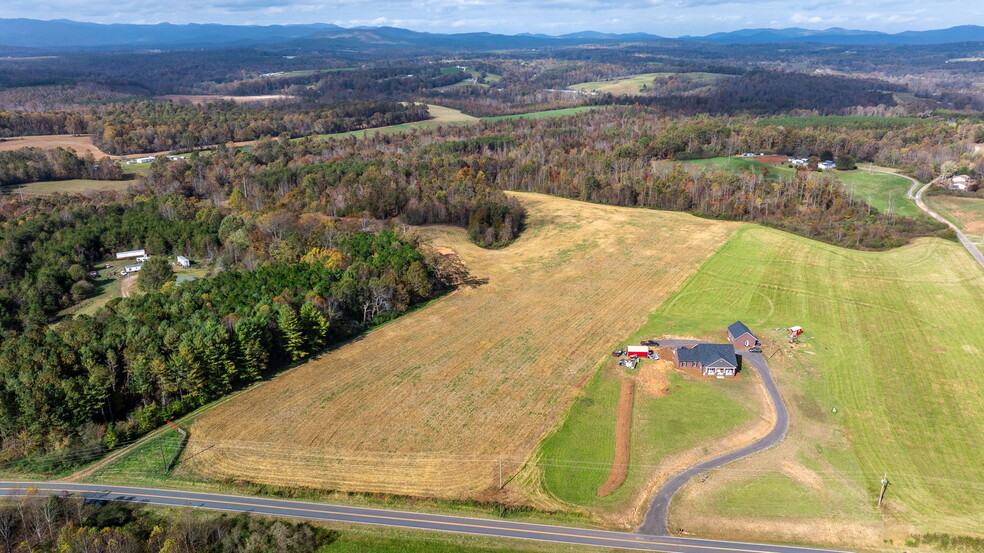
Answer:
[
  {"xmin": 0, "ymin": 134, "xmax": 110, "ymax": 158},
  {"xmin": 183, "ymin": 193, "xmax": 738, "ymax": 499}
]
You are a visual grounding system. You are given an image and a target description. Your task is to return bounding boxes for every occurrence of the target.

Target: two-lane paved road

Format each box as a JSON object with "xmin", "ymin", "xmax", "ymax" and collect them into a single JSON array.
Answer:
[
  {"xmin": 639, "ymin": 340, "xmax": 789, "ymax": 536},
  {"xmin": 0, "ymin": 481, "xmax": 848, "ymax": 553}
]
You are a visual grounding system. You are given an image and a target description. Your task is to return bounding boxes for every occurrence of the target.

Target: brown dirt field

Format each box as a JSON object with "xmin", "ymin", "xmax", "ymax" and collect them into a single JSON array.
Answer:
[
  {"xmin": 753, "ymin": 156, "xmax": 788, "ymax": 164},
  {"xmin": 0, "ymin": 134, "xmax": 111, "ymax": 158},
  {"xmin": 596, "ymin": 380, "xmax": 635, "ymax": 497},
  {"xmin": 182, "ymin": 192, "xmax": 739, "ymax": 499}
]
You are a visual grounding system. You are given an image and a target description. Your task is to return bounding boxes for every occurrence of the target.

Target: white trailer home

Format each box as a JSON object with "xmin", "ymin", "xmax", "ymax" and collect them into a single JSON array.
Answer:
[{"xmin": 115, "ymin": 249, "xmax": 146, "ymax": 260}]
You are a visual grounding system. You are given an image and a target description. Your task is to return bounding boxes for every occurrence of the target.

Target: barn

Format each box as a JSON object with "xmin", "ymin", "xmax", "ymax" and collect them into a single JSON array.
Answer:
[
  {"xmin": 727, "ymin": 321, "xmax": 758, "ymax": 349},
  {"xmin": 116, "ymin": 249, "xmax": 146, "ymax": 260},
  {"xmin": 675, "ymin": 343, "xmax": 738, "ymax": 377}
]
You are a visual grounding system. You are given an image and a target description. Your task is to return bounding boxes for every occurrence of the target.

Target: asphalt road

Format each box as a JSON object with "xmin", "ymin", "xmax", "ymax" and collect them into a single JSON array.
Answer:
[
  {"xmin": 0, "ymin": 481, "xmax": 850, "ymax": 553},
  {"xmin": 639, "ymin": 340, "xmax": 789, "ymax": 536}
]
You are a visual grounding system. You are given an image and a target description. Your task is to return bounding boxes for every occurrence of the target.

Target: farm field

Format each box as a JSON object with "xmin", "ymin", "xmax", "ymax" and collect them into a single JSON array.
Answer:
[
  {"xmin": 647, "ymin": 227, "xmax": 984, "ymax": 546},
  {"xmin": 315, "ymin": 104, "xmax": 480, "ymax": 140},
  {"xmin": 0, "ymin": 134, "xmax": 111, "ymax": 157},
  {"xmin": 926, "ymin": 194, "xmax": 984, "ymax": 241},
  {"xmin": 680, "ymin": 157, "xmax": 921, "ymax": 218},
  {"xmin": 483, "ymin": 106, "xmax": 604, "ymax": 121},
  {"xmin": 178, "ymin": 192, "xmax": 740, "ymax": 501},
  {"xmin": 0, "ymin": 177, "xmax": 134, "ymax": 196},
  {"xmin": 569, "ymin": 72, "xmax": 730, "ymax": 95}
]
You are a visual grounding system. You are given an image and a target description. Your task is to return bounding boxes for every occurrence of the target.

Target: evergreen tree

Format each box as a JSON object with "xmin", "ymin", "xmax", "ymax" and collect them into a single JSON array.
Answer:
[{"xmin": 138, "ymin": 257, "xmax": 175, "ymax": 293}]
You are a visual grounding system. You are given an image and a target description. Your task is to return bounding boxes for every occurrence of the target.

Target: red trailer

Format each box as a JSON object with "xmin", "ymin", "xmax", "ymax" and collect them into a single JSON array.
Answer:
[{"xmin": 626, "ymin": 345, "xmax": 649, "ymax": 358}]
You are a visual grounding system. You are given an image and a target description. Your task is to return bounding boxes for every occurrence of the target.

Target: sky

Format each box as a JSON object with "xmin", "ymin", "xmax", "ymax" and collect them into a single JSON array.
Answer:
[{"xmin": 4, "ymin": 0, "xmax": 982, "ymax": 36}]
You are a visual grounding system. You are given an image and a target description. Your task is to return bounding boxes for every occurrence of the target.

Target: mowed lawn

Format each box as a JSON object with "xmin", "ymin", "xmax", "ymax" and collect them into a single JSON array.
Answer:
[
  {"xmin": 926, "ymin": 194, "xmax": 984, "ymax": 241},
  {"xmin": 1, "ymin": 178, "xmax": 135, "ymax": 196},
  {"xmin": 181, "ymin": 193, "xmax": 739, "ymax": 500},
  {"xmin": 681, "ymin": 157, "xmax": 922, "ymax": 218},
  {"xmin": 652, "ymin": 227, "xmax": 984, "ymax": 540}
]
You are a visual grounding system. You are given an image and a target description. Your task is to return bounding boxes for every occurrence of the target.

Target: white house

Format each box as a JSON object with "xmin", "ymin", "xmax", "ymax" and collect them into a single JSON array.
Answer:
[
  {"xmin": 116, "ymin": 249, "xmax": 146, "ymax": 260},
  {"xmin": 176, "ymin": 255, "xmax": 191, "ymax": 268},
  {"xmin": 124, "ymin": 264, "xmax": 143, "ymax": 273},
  {"xmin": 950, "ymin": 175, "xmax": 970, "ymax": 190}
]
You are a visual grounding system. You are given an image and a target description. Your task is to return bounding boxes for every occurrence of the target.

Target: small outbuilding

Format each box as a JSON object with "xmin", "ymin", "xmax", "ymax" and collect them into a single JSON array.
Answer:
[
  {"xmin": 116, "ymin": 249, "xmax": 146, "ymax": 260},
  {"xmin": 176, "ymin": 255, "xmax": 191, "ymax": 268},
  {"xmin": 727, "ymin": 321, "xmax": 758, "ymax": 349},
  {"xmin": 676, "ymin": 343, "xmax": 738, "ymax": 377},
  {"xmin": 124, "ymin": 263, "xmax": 143, "ymax": 273}
]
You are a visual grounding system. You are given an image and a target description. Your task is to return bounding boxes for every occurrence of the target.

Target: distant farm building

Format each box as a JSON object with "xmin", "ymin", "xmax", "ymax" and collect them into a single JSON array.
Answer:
[
  {"xmin": 176, "ymin": 255, "xmax": 191, "ymax": 268},
  {"xmin": 676, "ymin": 343, "xmax": 738, "ymax": 377},
  {"xmin": 123, "ymin": 264, "xmax": 143, "ymax": 273},
  {"xmin": 727, "ymin": 321, "xmax": 758, "ymax": 348},
  {"xmin": 116, "ymin": 249, "xmax": 146, "ymax": 260},
  {"xmin": 948, "ymin": 175, "xmax": 976, "ymax": 191}
]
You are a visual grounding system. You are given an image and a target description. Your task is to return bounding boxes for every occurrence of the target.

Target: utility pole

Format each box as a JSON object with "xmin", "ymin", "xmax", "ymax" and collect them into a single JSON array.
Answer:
[
  {"xmin": 877, "ymin": 473, "xmax": 889, "ymax": 508},
  {"xmin": 498, "ymin": 456, "xmax": 503, "ymax": 489}
]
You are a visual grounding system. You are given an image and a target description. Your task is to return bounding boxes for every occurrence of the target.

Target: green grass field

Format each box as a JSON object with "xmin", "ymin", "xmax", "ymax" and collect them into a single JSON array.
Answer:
[
  {"xmin": 1, "ymin": 178, "xmax": 135, "ymax": 196},
  {"xmin": 681, "ymin": 157, "xmax": 921, "ymax": 218},
  {"xmin": 570, "ymin": 72, "xmax": 729, "ymax": 95},
  {"xmin": 926, "ymin": 194, "xmax": 984, "ymax": 241},
  {"xmin": 319, "ymin": 524, "xmax": 608, "ymax": 553},
  {"xmin": 652, "ymin": 226, "xmax": 984, "ymax": 534},
  {"xmin": 539, "ymin": 367, "xmax": 755, "ymax": 510},
  {"xmin": 755, "ymin": 115, "xmax": 927, "ymax": 130},
  {"xmin": 483, "ymin": 106, "xmax": 604, "ymax": 121}
]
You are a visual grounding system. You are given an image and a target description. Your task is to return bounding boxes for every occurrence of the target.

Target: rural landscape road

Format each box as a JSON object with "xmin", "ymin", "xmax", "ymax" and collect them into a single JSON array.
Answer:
[
  {"xmin": 0, "ymin": 482, "xmax": 850, "ymax": 553},
  {"xmin": 912, "ymin": 180, "xmax": 984, "ymax": 270},
  {"xmin": 639, "ymin": 340, "xmax": 789, "ymax": 536}
]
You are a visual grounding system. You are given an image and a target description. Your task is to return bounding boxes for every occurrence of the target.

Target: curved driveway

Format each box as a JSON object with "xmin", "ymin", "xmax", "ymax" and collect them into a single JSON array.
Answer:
[
  {"xmin": 639, "ymin": 340, "xmax": 789, "ymax": 536},
  {"xmin": 913, "ymin": 181, "xmax": 984, "ymax": 269},
  {"xmin": 0, "ymin": 481, "xmax": 848, "ymax": 553}
]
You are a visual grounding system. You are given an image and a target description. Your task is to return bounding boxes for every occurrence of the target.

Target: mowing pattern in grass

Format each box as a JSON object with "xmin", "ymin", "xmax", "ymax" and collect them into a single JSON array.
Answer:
[
  {"xmin": 181, "ymin": 193, "xmax": 738, "ymax": 500},
  {"xmin": 755, "ymin": 115, "xmax": 927, "ymax": 129},
  {"xmin": 653, "ymin": 227, "xmax": 984, "ymax": 536}
]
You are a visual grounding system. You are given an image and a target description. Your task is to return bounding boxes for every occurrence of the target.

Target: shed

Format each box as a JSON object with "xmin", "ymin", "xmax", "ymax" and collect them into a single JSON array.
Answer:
[
  {"xmin": 176, "ymin": 255, "xmax": 191, "ymax": 268},
  {"xmin": 727, "ymin": 321, "xmax": 758, "ymax": 349},
  {"xmin": 116, "ymin": 249, "xmax": 146, "ymax": 260}
]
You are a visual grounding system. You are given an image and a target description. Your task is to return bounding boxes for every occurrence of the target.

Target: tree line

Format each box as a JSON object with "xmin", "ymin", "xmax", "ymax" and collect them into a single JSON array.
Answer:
[
  {"xmin": 0, "ymin": 99, "xmax": 430, "ymax": 154},
  {"xmin": 0, "ymin": 147, "xmax": 124, "ymax": 188},
  {"xmin": 0, "ymin": 493, "xmax": 337, "ymax": 553}
]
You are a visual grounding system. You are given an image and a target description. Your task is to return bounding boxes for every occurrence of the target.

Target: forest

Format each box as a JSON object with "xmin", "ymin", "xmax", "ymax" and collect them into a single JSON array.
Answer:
[
  {"xmin": 0, "ymin": 194, "xmax": 453, "ymax": 467},
  {"xmin": 0, "ymin": 493, "xmax": 337, "ymax": 553},
  {"xmin": 126, "ymin": 108, "xmax": 963, "ymax": 249},
  {"xmin": 0, "ymin": 100, "xmax": 430, "ymax": 154},
  {"xmin": 0, "ymin": 147, "xmax": 123, "ymax": 187}
]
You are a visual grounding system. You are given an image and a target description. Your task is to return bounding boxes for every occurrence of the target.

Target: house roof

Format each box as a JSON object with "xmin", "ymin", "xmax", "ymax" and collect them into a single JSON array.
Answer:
[
  {"xmin": 677, "ymin": 343, "xmax": 737, "ymax": 369},
  {"xmin": 728, "ymin": 320, "xmax": 755, "ymax": 339}
]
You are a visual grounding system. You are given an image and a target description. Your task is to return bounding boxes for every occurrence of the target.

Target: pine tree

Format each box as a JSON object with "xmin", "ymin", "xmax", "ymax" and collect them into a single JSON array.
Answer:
[
  {"xmin": 299, "ymin": 302, "xmax": 330, "ymax": 352},
  {"xmin": 277, "ymin": 306, "xmax": 307, "ymax": 361}
]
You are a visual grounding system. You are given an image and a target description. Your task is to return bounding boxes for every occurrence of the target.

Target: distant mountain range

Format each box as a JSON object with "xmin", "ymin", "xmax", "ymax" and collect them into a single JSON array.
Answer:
[{"xmin": 0, "ymin": 18, "xmax": 981, "ymax": 51}]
